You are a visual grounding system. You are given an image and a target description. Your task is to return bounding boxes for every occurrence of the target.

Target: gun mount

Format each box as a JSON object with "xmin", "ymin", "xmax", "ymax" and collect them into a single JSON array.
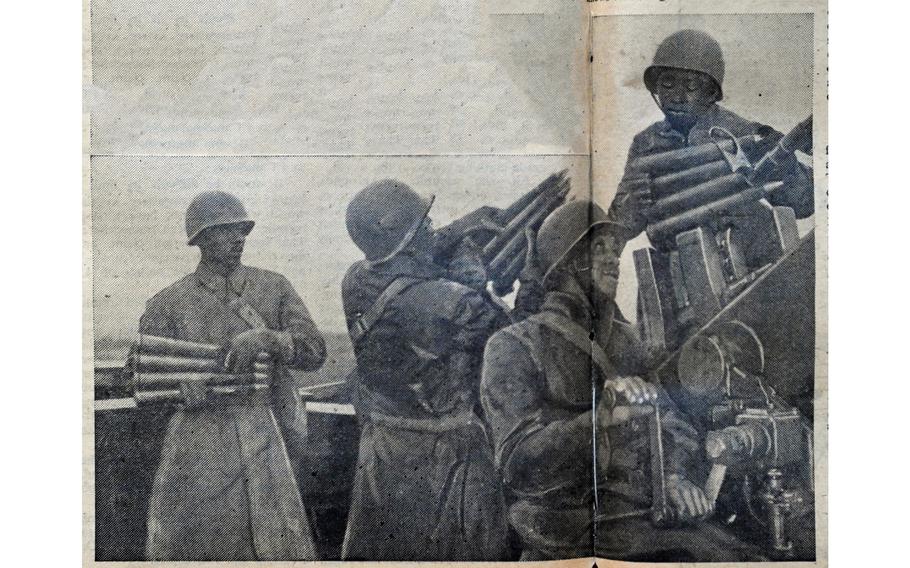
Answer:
[{"xmin": 651, "ymin": 231, "xmax": 816, "ymax": 559}]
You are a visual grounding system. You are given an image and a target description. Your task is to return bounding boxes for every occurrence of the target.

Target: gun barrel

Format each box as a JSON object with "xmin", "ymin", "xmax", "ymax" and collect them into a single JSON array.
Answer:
[
  {"xmin": 491, "ymin": 249, "xmax": 528, "ymax": 295},
  {"xmin": 482, "ymin": 193, "xmax": 548, "ymax": 262},
  {"xmin": 134, "ymin": 389, "xmax": 182, "ymax": 405},
  {"xmin": 630, "ymin": 135, "xmax": 760, "ymax": 176},
  {"xmin": 647, "ymin": 182, "xmax": 783, "ymax": 244},
  {"xmin": 648, "ymin": 173, "xmax": 750, "ymax": 221},
  {"xmin": 137, "ymin": 335, "xmax": 271, "ymax": 363},
  {"xmin": 135, "ymin": 354, "xmax": 271, "ymax": 373},
  {"xmin": 133, "ymin": 384, "xmax": 270, "ymax": 406},
  {"xmin": 136, "ymin": 354, "xmax": 223, "ymax": 373}
]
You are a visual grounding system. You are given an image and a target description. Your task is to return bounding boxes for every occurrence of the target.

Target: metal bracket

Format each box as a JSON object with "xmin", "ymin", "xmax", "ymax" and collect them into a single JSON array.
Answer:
[{"xmin": 710, "ymin": 127, "xmax": 754, "ymax": 175}]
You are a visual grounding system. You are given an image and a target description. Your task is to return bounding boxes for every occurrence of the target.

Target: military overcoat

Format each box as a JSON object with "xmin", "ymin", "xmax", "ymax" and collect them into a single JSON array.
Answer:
[{"xmin": 140, "ymin": 262, "xmax": 326, "ymax": 560}]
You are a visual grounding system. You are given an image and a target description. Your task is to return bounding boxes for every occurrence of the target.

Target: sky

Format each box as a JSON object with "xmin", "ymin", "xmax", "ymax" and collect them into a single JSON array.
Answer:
[
  {"xmin": 88, "ymin": 2, "xmax": 816, "ymax": 342},
  {"xmin": 88, "ymin": 0, "xmax": 589, "ymax": 154}
]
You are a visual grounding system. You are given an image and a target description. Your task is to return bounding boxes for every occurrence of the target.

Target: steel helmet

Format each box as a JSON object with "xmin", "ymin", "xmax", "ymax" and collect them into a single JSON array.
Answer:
[
  {"xmin": 185, "ymin": 191, "xmax": 255, "ymax": 245},
  {"xmin": 644, "ymin": 29, "xmax": 725, "ymax": 98},
  {"xmin": 346, "ymin": 179, "xmax": 435, "ymax": 263},
  {"xmin": 536, "ymin": 200, "xmax": 629, "ymax": 280}
]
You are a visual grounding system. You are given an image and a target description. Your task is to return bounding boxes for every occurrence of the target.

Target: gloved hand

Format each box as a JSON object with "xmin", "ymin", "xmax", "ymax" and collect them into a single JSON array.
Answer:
[
  {"xmin": 666, "ymin": 474, "xmax": 713, "ymax": 521},
  {"xmin": 226, "ymin": 329, "xmax": 294, "ymax": 372},
  {"xmin": 606, "ymin": 375, "xmax": 658, "ymax": 406},
  {"xmin": 596, "ymin": 375, "xmax": 658, "ymax": 429}
]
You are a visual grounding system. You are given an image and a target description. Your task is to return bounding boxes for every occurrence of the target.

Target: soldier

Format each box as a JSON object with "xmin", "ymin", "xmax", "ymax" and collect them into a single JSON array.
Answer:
[
  {"xmin": 481, "ymin": 201, "xmax": 764, "ymax": 561},
  {"xmin": 340, "ymin": 179, "xmax": 509, "ymax": 560},
  {"xmin": 139, "ymin": 191, "xmax": 326, "ymax": 560},
  {"xmin": 609, "ymin": 29, "xmax": 814, "ymax": 236}
]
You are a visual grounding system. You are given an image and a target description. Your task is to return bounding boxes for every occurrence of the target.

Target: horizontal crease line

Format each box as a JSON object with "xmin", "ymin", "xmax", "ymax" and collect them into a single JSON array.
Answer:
[{"xmin": 88, "ymin": 152, "xmax": 591, "ymax": 158}]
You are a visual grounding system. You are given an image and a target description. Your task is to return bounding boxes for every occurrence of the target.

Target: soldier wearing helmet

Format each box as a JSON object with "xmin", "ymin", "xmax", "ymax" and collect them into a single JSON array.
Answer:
[
  {"xmin": 608, "ymin": 29, "xmax": 814, "ymax": 236},
  {"xmin": 480, "ymin": 201, "xmax": 764, "ymax": 561},
  {"xmin": 138, "ymin": 191, "xmax": 326, "ymax": 560},
  {"xmin": 340, "ymin": 180, "xmax": 509, "ymax": 560}
]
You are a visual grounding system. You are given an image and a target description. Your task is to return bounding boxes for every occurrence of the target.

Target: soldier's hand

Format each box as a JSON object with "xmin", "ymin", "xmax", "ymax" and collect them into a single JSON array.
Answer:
[
  {"xmin": 608, "ymin": 405, "xmax": 654, "ymax": 426},
  {"xmin": 519, "ymin": 227, "xmax": 543, "ymax": 282},
  {"xmin": 179, "ymin": 381, "xmax": 208, "ymax": 409},
  {"xmin": 667, "ymin": 474, "xmax": 713, "ymax": 521},
  {"xmin": 618, "ymin": 175, "xmax": 654, "ymax": 211},
  {"xmin": 226, "ymin": 329, "xmax": 294, "ymax": 372},
  {"xmin": 606, "ymin": 375, "xmax": 658, "ymax": 406},
  {"xmin": 596, "ymin": 376, "xmax": 658, "ymax": 427}
]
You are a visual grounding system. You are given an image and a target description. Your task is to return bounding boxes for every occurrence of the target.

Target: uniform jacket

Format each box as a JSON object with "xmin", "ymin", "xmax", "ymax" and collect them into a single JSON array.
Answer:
[
  {"xmin": 609, "ymin": 104, "xmax": 815, "ymax": 237},
  {"xmin": 340, "ymin": 254, "xmax": 509, "ymax": 560},
  {"xmin": 480, "ymin": 290, "xmax": 697, "ymax": 558},
  {"xmin": 139, "ymin": 261, "xmax": 326, "ymax": 560}
]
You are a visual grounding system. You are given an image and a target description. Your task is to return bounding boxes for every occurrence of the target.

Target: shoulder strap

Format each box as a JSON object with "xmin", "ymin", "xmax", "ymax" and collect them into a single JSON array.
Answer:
[
  {"xmin": 228, "ymin": 296, "xmax": 269, "ymax": 330},
  {"xmin": 535, "ymin": 311, "xmax": 616, "ymax": 380},
  {"xmin": 195, "ymin": 267, "xmax": 270, "ymax": 330},
  {"xmin": 349, "ymin": 276, "xmax": 423, "ymax": 344}
]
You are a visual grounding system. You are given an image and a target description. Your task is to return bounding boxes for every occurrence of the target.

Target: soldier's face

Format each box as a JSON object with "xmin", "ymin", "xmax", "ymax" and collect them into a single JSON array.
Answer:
[
  {"xmin": 448, "ymin": 251, "xmax": 488, "ymax": 291},
  {"xmin": 197, "ymin": 223, "xmax": 248, "ymax": 269},
  {"xmin": 588, "ymin": 230, "xmax": 624, "ymax": 300},
  {"xmin": 655, "ymin": 69, "xmax": 719, "ymax": 130}
]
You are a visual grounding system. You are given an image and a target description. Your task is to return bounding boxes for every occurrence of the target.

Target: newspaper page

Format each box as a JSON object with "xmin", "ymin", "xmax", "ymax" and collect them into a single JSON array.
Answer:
[{"xmin": 84, "ymin": 0, "xmax": 827, "ymax": 566}]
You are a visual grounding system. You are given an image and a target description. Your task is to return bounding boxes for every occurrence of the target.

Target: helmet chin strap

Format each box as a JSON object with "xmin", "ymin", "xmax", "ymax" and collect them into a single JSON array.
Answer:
[
  {"xmin": 565, "ymin": 258, "xmax": 620, "ymax": 313},
  {"xmin": 651, "ymin": 91, "xmax": 662, "ymax": 109},
  {"xmin": 654, "ymin": 92, "xmax": 700, "ymax": 137},
  {"xmin": 561, "ymin": 263, "xmax": 602, "ymax": 312}
]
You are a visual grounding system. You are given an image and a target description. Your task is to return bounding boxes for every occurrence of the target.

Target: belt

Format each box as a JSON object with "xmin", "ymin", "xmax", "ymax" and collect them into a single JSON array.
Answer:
[
  {"xmin": 366, "ymin": 409, "xmax": 483, "ymax": 434},
  {"xmin": 508, "ymin": 484, "xmax": 592, "ymax": 509}
]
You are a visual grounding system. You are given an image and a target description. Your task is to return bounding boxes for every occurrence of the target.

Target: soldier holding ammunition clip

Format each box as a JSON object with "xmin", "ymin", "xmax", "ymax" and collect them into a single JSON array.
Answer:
[
  {"xmin": 481, "ymin": 201, "xmax": 762, "ymax": 561},
  {"xmin": 340, "ymin": 180, "xmax": 509, "ymax": 561},
  {"xmin": 608, "ymin": 29, "xmax": 814, "ymax": 237},
  {"xmin": 137, "ymin": 191, "xmax": 326, "ymax": 561}
]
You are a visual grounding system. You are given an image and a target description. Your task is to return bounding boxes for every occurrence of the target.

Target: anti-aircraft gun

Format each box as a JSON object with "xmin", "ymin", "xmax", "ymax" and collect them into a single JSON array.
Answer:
[
  {"xmin": 626, "ymin": 116, "xmax": 817, "ymax": 559},
  {"xmin": 662, "ymin": 234, "xmax": 815, "ymax": 560},
  {"xmin": 433, "ymin": 170, "xmax": 570, "ymax": 295}
]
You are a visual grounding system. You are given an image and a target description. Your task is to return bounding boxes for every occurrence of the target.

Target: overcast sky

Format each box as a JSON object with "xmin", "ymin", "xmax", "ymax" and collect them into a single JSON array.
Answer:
[{"xmin": 88, "ymin": 0, "xmax": 588, "ymax": 154}]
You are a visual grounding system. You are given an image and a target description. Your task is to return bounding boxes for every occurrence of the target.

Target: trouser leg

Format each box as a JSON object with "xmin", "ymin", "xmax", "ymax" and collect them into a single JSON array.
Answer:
[{"xmin": 596, "ymin": 517, "xmax": 767, "ymax": 562}]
